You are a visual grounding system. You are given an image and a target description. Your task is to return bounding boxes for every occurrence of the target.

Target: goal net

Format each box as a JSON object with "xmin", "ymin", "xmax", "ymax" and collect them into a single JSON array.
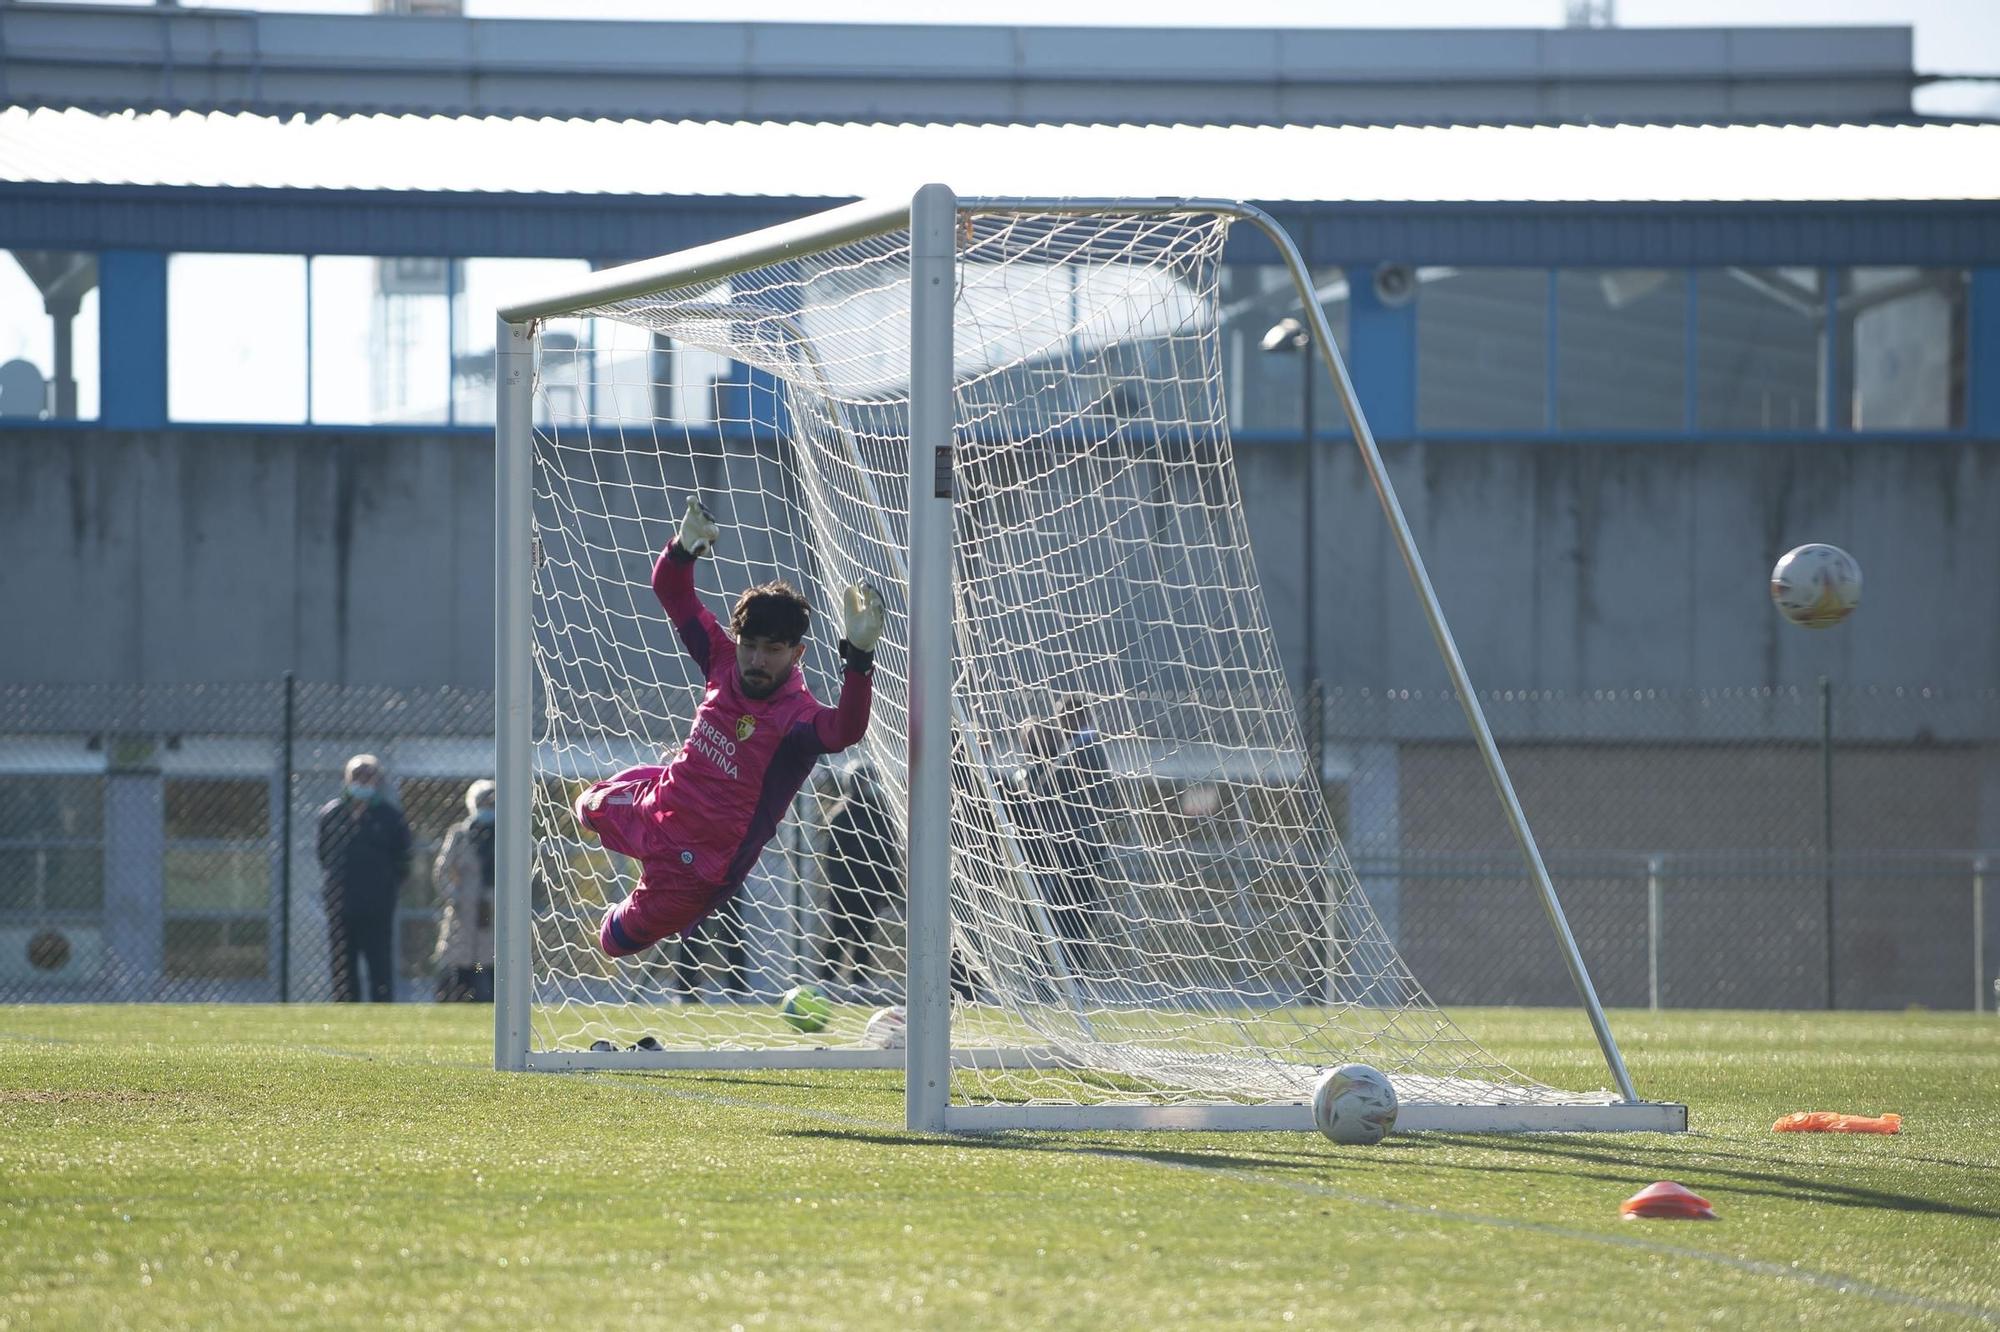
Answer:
[{"xmin": 498, "ymin": 191, "xmax": 1680, "ymax": 1132}]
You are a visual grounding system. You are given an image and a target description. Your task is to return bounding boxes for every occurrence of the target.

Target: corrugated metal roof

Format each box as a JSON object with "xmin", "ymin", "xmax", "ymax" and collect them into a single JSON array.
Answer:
[
  {"xmin": 0, "ymin": 8, "xmax": 1923, "ymax": 127},
  {"xmin": 3, "ymin": 109, "xmax": 1998, "ymax": 203}
]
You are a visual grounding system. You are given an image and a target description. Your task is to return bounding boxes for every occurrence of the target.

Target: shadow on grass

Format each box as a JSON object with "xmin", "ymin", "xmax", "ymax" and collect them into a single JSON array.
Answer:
[
  {"xmin": 784, "ymin": 1126, "xmax": 2000, "ymax": 1222},
  {"xmin": 784, "ymin": 1126, "xmax": 1430, "ymax": 1177},
  {"xmin": 603, "ymin": 1070, "xmax": 896, "ymax": 1095},
  {"xmin": 1410, "ymin": 1132, "xmax": 2000, "ymax": 1221}
]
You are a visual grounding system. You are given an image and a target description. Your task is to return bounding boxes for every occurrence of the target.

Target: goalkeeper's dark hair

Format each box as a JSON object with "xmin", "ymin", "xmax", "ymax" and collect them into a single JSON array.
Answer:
[{"xmin": 731, "ymin": 581, "xmax": 811, "ymax": 644}]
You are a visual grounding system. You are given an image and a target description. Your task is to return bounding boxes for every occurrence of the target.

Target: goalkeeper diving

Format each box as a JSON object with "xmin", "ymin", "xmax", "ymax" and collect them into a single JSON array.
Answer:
[{"xmin": 577, "ymin": 497, "xmax": 885, "ymax": 958}]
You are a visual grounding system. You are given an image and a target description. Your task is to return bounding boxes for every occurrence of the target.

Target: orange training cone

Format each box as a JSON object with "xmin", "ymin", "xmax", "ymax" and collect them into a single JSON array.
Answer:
[
  {"xmin": 1773, "ymin": 1111, "xmax": 1901, "ymax": 1134},
  {"xmin": 1620, "ymin": 1181, "xmax": 1717, "ymax": 1221}
]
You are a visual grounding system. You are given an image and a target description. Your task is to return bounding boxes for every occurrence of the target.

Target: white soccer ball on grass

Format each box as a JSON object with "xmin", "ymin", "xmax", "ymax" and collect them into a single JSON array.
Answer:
[
  {"xmin": 863, "ymin": 1005, "xmax": 907, "ymax": 1049},
  {"xmin": 1313, "ymin": 1063, "xmax": 1398, "ymax": 1145}
]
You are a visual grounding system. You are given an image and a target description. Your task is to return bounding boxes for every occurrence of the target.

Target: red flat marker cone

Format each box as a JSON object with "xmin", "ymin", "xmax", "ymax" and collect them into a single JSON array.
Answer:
[{"xmin": 1620, "ymin": 1181, "xmax": 1717, "ymax": 1221}]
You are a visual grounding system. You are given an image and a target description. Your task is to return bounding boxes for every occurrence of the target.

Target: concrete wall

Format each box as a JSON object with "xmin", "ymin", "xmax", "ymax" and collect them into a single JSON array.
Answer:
[
  {"xmin": 4, "ymin": 431, "xmax": 1997, "ymax": 710},
  {"xmin": 1, "ymin": 432, "xmax": 494, "ymax": 690},
  {"xmin": 1237, "ymin": 436, "xmax": 2000, "ymax": 712},
  {"xmin": 3, "ymin": 429, "xmax": 1994, "ymax": 1010}
]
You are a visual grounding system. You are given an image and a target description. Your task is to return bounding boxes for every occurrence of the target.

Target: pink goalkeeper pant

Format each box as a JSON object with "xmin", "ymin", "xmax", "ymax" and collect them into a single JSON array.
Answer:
[
  {"xmin": 577, "ymin": 765, "xmax": 728, "ymax": 958},
  {"xmin": 597, "ymin": 878, "xmax": 723, "ymax": 957}
]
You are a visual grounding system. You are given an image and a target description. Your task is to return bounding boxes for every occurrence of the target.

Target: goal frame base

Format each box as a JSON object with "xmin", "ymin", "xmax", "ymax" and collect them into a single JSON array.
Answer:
[
  {"xmin": 524, "ymin": 1046, "xmax": 1058, "ymax": 1072},
  {"xmin": 944, "ymin": 1100, "xmax": 1689, "ymax": 1133},
  {"xmin": 521, "ymin": 1041, "xmax": 1688, "ymax": 1132}
]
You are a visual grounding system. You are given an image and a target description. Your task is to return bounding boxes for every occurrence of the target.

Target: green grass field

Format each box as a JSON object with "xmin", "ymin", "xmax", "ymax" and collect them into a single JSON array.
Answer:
[{"xmin": 4, "ymin": 1006, "xmax": 1996, "ymax": 1330}]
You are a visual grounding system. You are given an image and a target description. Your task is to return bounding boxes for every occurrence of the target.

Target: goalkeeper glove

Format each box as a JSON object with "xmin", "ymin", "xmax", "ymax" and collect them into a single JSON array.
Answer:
[
  {"xmin": 676, "ymin": 496, "xmax": 720, "ymax": 558},
  {"xmin": 839, "ymin": 581, "xmax": 885, "ymax": 672}
]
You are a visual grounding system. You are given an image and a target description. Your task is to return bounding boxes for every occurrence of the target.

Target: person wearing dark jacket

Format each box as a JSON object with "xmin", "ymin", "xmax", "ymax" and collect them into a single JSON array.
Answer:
[
  {"xmin": 1006, "ymin": 712, "xmax": 1101, "ymax": 975},
  {"xmin": 816, "ymin": 762, "xmax": 903, "ymax": 989},
  {"xmin": 1005, "ymin": 695, "xmax": 1121, "ymax": 977},
  {"xmin": 1052, "ymin": 694, "xmax": 1117, "ymax": 861},
  {"xmin": 316, "ymin": 752, "xmax": 412, "ymax": 1002}
]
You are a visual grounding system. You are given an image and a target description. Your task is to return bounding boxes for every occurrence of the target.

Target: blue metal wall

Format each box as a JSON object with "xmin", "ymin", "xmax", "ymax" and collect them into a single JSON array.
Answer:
[{"xmin": 7, "ymin": 187, "xmax": 2000, "ymax": 269}]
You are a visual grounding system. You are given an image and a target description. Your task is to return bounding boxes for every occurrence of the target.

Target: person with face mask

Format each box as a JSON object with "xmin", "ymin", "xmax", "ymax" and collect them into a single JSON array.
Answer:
[
  {"xmin": 315, "ymin": 753, "xmax": 412, "ymax": 1002},
  {"xmin": 432, "ymin": 778, "xmax": 497, "ymax": 1002}
]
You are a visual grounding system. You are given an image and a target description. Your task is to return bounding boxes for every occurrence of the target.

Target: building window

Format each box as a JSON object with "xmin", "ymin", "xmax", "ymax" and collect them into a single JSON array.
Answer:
[
  {"xmin": 0, "ymin": 775, "xmax": 104, "ymax": 915},
  {"xmin": 1837, "ymin": 267, "xmax": 1967, "ymax": 430},
  {"xmin": 452, "ymin": 258, "xmax": 594, "ymax": 425},
  {"xmin": 170, "ymin": 253, "xmax": 610, "ymax": 427},
  {"xmin": 1, "ymin": 249, "xmax": 100, "ymax": 421},
  {"xmin": 1218, "ymin": 263, "xmax": 1352, "ymax": 436},
  {"xmin": 1696, "ymin": 267, "xmax": 1824, "ymax": 431},
  {"xmin": 123, "ymin": 254, "xmax": 1978, "ymax": 437},
  {"xmin": 169, "ymin": 253, "xmax": 309, "ymax": 424},
  {"xmin": 1557, "ymin": 269, "xmax": 1686, "ymax": 431},
  {"xmin": 163, "ymin": 777, "xmax": 270, "ymax": 911},
  {"xmin": 309, "ymin": 255, "xmax": 450, "ymax": 425},
  {"xmin": 1417, "ymin": 268, "xmax": 1548, "ymax": 431},
  {"xmin": 162, "ymin": 776, "xmax": 271, "ymax": 980}
]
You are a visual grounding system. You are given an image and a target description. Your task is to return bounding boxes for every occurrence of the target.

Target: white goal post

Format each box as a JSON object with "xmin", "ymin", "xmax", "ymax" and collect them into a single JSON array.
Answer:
[{"xmin": 494, "ymin": 184, "xmax": 1686, "ymax": 1134}]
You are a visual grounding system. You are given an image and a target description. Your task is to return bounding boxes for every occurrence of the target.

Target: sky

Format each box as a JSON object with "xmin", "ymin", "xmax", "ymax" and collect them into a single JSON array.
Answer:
[{"xmin": 61, "ymin": 0, "xmax": 2000, "ymax": 117}]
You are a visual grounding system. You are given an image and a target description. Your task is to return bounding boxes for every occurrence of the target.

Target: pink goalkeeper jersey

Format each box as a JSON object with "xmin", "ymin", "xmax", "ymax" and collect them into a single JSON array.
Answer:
[{"xmin": 614, "ymin": 541, "xmax": 872, "ymax": 890}]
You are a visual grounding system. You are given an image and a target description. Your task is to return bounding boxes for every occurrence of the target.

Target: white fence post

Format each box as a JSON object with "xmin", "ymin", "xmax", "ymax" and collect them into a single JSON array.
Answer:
[
  {"xmin": 1975, "ymin": 855, "xmax": 1988, "ymax": 1014},
  {"xmin": 1647, "ymin": 855, "xmax": 1664, "ymax": 1013}
]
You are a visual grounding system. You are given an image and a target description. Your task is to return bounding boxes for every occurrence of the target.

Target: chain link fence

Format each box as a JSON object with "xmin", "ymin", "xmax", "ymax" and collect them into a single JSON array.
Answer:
[
  {"xmin": 1316, "ymin": 683, "xmax": 1998, "ymax": 1013},
  {"xmin": 1, "ymin": 679, "xmax": 1993, "ymax": 1010},
  {"xmin": 0, "ymin": 680, "xmax": 492, "ymax": 1004}
]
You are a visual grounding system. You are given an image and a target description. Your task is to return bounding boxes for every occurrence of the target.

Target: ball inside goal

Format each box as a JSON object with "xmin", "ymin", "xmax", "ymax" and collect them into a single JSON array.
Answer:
[
  {"xmin": 863, "ymin": 1005, "xmax": 907, "ymax": 1049},
  {"xmin": 1313, "ymin": 1064, "xmax": 1399, "ymax": 1145},
  {"xmin": 779, "ymin": 985, "xmax": 831, "ymax": 1033},
  {"xmin": 1770, "ymin": 543, "xmax": 1862, "ymax": 629},
  {"xmin": 504, "ymin": 198, "xmax": 1662, "ymax": 1131}
]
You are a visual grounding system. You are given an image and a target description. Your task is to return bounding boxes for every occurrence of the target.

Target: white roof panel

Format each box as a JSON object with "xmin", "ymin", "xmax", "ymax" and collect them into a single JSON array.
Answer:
[{"xmin": 2, "ymin": 108, "xmax": 1996, "ymax": 203}]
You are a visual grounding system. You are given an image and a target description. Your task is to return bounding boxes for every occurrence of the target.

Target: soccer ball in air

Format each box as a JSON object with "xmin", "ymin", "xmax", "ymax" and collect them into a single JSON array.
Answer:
[
  {"xmin": 1313, "ymin": 1063, "xmax": 1399, "ymax": 1145},
  {"xmin": 779, "ymin": 984, "xmax": 831, "ymax": 1033},
  {"xmin": 863, "ymin": 1005, "xmax": 908, "ymax": 1049},
  {"xmin": 1770, "ymin": 544, "xmax": 1862, "ymax": 629}
]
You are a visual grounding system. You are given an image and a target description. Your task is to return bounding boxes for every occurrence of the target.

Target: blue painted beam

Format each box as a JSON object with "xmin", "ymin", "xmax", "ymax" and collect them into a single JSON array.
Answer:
[
  {"xmin": 7, "ymin": 187, "xmax": 2000, "ymax": 269},
  {"xmin": 1345, "ymin": 264, "xmax": 1415, "ymax": 439},
  {"xmin": 97, "ymin": 250, "xmax": 167, "ymax": 429}
]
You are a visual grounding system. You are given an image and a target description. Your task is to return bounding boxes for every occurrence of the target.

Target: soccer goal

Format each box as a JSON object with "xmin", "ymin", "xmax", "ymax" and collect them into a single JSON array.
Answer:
[{"xmin": 494, "ymin": 185, "xmax": 1685, "ymax": 1134}]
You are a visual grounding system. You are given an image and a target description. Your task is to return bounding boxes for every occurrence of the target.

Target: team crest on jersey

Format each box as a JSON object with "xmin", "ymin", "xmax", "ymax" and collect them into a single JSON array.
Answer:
[{"xmin": 736, "ymin": 715, "xmax": 757, "ymax": 742}]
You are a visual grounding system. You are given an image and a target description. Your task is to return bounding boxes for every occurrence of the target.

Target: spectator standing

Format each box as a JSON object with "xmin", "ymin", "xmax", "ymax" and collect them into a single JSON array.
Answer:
[
  {"xmin": 816, "ymin": 762, "xmax": 904, "ymax": 991},
  {"xmin": 316, "ymin": 753, "xmax": 412, "ymax": 1002},
  {"xmin": 432, "ymin": 778, "xmax": 496, "ymax": 1002},
  {"xmin": 1009, "ymin": 697, "xmax": 1119, "ymax": 976},
  {"xmin": 1007, "ymin": 718, "xmax": 1096, "ymax": 968}
]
